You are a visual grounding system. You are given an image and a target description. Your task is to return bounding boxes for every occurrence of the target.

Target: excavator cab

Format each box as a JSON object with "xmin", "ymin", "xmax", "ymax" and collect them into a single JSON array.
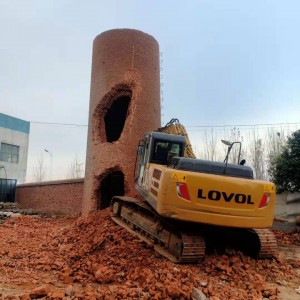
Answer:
[{"xmin": 135, "ymin": 132, "xmax": 185, "ymax": 187}]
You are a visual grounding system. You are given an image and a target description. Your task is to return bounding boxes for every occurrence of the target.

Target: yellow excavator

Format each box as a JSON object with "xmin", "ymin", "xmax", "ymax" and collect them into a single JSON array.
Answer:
[{"xmin": 111, "ymin": 119, "xmax": 277, "ymax": 263}]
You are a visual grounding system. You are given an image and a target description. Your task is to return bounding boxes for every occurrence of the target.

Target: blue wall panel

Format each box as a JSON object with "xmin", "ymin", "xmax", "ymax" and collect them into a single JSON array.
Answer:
[{"xmin": 0, "ymin": 113, "xmax": 30, "ymax": 134}]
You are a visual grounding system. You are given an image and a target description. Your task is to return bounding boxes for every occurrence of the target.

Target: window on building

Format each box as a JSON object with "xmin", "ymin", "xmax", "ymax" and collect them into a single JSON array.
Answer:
[{"xmin": 0, "ymin": 143, "xmax": 19, "ymax": 163}]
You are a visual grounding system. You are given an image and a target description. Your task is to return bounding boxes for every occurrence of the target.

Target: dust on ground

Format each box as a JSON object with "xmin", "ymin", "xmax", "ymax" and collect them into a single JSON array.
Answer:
[{"xmin": 0, "ymin": 209, "xmax": 299, "ymax": 299}]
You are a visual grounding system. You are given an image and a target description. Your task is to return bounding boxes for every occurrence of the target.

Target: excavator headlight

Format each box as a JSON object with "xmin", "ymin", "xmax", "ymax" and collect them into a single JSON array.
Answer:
[
  {"xmin": 176, "ymin": 183, "xmax": 190, "ymax": 201},
  {"xmin": 259, "ymin": 193, "xmax": 270, "ymax": 208}
]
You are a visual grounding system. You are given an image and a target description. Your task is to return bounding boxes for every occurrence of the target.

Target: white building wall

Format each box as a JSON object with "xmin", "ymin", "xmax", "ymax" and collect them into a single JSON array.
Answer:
[{"xmin": 0, "ymin": 118, "xmax": 30, "ymax": 184}]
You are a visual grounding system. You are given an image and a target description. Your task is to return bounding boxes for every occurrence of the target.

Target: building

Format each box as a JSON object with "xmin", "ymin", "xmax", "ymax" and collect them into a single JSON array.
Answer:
[{"xmin": 0, "ymin": 113, "xmax": 30, "ymax": 201}]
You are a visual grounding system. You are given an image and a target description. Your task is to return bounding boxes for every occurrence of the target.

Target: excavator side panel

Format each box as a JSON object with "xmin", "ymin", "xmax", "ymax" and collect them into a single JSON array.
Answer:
[{"xmin": 142, "ymin": 163, "xmax": 275, "ymax": 228}]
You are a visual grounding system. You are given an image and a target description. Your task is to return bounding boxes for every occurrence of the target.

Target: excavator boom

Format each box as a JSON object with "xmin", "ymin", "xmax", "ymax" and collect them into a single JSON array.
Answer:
[{"xmin": 158, "ymin": 118, "xmax": 196, "ymax": 158}]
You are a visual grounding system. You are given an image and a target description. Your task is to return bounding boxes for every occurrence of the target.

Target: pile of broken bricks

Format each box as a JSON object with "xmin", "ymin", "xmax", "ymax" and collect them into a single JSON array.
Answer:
[
  {"xmin": 273, "ymin": 224, "xmax": 300, "ymax": 246},
  {"xmin": 0, "ymin": 202, "xmax": 49, "ymax": 224},
  {"xmin": 0, "ymin": 208, "xmax": 298, "ymax": 299}
]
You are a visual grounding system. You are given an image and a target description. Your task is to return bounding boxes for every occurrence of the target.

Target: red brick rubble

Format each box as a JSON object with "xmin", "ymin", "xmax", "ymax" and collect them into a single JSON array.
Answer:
[{"xmin": 0, "ymin": 210, "xmax": 299, "ymax": 299}]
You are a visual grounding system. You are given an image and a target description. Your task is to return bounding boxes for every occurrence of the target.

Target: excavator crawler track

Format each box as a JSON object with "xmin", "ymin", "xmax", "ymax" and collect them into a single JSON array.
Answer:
[
  {"xmin": 111, "ymin": 196, "xmax": 277, "ymax": 262},
  {"xmin": 111, "ymin": 196, "xmax": 205, "ymax": 263},
  {"xmin": 253, "ymin": 228, "xmax": 277, "ymax": 258}
]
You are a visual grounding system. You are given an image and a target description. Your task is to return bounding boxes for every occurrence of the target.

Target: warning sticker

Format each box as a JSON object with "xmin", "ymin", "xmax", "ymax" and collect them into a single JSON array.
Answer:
[
  {"xmin": 171, "ymin": 173, "xmax": 186, "ymax": 183},
  {"xmin": 264, "ymin": 184, "xmax": 274, "ymax": 193}
]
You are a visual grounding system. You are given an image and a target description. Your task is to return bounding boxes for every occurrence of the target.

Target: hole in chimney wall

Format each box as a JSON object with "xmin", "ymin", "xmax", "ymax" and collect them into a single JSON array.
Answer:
[
  {"xmin": 93, "ymin": 85, "xmax": 132, "ymax": 143},
  {"xmin": 105, "ymin": 95, "xmax": 130, "ymax": 142},
  {"xmin": 96, "ymin": 168, "xmax": 125, "ymax": 209}
]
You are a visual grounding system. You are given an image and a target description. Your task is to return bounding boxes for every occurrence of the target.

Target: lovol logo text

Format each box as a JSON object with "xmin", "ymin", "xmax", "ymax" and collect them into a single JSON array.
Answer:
[{"xmin": 197, "ymin": 189, "xmax": 254, "ymax": 204}]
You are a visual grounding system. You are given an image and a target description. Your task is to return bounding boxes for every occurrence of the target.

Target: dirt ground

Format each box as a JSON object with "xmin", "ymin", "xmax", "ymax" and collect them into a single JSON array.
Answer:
[{"xmin": 0, "ymin": 210, "xmax": 299, "ymax": 300}]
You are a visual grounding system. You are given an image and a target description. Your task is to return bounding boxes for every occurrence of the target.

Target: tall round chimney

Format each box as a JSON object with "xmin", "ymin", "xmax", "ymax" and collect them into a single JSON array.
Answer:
[{"xmin": 82, "ymin": 29, "xmax": 161, "ymax": 215}]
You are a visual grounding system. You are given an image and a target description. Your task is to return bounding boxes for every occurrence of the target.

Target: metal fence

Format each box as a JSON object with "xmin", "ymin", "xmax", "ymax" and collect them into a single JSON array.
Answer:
[{"xmin": 0, "ymin": 179, "xmax": 17, "ymax": 202}]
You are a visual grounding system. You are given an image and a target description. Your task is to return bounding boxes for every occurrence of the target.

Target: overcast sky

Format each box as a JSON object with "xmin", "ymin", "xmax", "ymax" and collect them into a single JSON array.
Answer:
[{"xmin": 0, "ymin": 1, "xmax": 299, "ymax": 181}]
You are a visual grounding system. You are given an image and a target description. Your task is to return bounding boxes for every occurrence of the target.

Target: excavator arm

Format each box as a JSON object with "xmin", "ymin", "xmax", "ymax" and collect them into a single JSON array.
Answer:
[{"xmin": 157, "ymin": 118, "xmax": 196, "ymax": 159}]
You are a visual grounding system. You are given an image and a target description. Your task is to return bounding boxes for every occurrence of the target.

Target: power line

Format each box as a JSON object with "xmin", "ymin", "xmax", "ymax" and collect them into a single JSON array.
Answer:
[
  {"xmin": 30, "ymin": 121, "xmax": 88, "ymax": 127},
  {"xmin": 29, "ymin": 120, "xmax": 300, "ymax": 129},
  {"xmin": 186, "ymin": 122, "xmax": 300, "ymax": 128}
]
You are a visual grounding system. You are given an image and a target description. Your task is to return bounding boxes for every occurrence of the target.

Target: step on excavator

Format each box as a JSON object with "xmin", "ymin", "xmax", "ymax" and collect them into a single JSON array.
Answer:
[{"xmin": 111, "ymin": 119, "xmax": 277, "ymax": 263}]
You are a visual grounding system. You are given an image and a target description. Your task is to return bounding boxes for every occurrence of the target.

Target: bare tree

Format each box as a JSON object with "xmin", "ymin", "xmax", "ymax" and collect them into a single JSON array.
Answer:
[
  {"xmin": 266, "ymin": 128, "xmax": 287, "ymax": 161},
  {"xmin": 203, "ymin": 127, "xmax": 218, "ymax": 161},
  {"xmin": 247, "ymin": 130, "xmax": 267, "ymax": 180},
  {"xmin": 67, "ymin": 156, "xmax": 84, "ymax": 179},
  {"xmin": 194, "ymin": 128, "xmax": 224, "ymax": 161},
  {"xmin": 245, "ymin": 128, "xmax": 289, "ymax": 180},
  {"xmin": 33, "ymin": 154, "xmax": 47, "ymax": 182},
  {"xmin": 192, "ymin": 125, "xmax": 299, "ymax": 177}
]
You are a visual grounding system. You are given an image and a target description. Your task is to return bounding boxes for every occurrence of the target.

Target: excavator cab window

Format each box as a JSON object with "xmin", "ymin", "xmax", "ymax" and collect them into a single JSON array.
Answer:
[{"xmin": 152, "ymin": 140, "xmax": 183, "ymax": 165}]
